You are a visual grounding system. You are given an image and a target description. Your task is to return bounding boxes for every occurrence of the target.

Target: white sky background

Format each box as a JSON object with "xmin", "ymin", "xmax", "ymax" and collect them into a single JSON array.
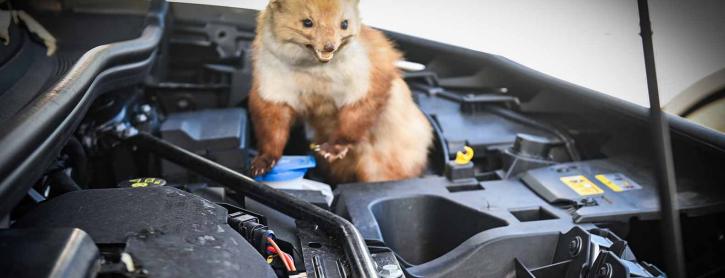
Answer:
[{"xmin": 172, "ymin": 0, "xmax": 725, "ymax": 108}]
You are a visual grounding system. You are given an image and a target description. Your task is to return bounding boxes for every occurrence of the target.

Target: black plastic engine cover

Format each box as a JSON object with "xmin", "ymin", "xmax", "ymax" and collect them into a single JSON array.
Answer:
[
  {"xmin": 0, "ymin": 228, "xmax": 99, "ymax": 278},
  {"xmin": 13, "ymin": 187, "xmax": 275, "ymax": 278}
]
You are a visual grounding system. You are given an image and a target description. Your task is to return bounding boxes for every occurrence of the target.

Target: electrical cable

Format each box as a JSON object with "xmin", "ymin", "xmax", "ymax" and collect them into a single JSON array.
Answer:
[{"xmin": 266, "ymin": 237, "xmax": 295, "ymax": 272}]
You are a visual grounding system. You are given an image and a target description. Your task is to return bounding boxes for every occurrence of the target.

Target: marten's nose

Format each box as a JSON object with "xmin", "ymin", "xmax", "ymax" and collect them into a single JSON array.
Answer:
[{"xmin": 323, "ymin": 43, "xmax": 336, "ymax": 52}]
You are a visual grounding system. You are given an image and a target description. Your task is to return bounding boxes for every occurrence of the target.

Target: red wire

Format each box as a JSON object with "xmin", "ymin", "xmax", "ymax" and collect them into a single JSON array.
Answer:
[
  {"xmin": 266, "ymin": 237, "xmax": 290, "ymax": 271},
  {"xmin": 284, "ymin": 252, "xmax": 296, "ymax": 271},
  {"xmin": 267, "ymin": 237, "xmax": 295, "ymax": 272}
]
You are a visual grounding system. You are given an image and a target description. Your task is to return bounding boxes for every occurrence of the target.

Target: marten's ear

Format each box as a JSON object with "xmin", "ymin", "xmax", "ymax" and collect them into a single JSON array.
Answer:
[{"xmin": 269, "ymin": 0, "xmax": 283, "ymax": 10}]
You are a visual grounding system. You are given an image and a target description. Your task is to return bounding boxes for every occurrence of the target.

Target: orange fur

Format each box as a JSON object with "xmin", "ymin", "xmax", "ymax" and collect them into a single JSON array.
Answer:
[
  {"xmin": 333, "ymin": 28, "xmax": 399, "ymax": 145},
  {"xmin": 249, "ymin": 0, "xmax": 432, "ymax": 183},
  {"xmin": 248, "ymin": 85, "xmax": 297, "ymax": 176}
]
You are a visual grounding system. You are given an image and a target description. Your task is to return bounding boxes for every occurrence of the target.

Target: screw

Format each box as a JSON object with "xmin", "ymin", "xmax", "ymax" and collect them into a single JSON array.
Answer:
[
  {"xmin": 568, "ymin": 236, "xmax": 582, "ymax": 257},
  {"xmin": 597, "ymin": 263, "xmax": 612, "ymax": 278}
]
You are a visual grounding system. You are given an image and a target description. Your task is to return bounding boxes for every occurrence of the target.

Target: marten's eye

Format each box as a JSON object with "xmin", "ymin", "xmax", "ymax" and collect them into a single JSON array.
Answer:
[
  {"xmin": 302, "ymin": 19, "xmax": 314, "ymax": 28},
  {"xmin": 341, "ymin": 19, "xmax": 349, "ymax": 30}
]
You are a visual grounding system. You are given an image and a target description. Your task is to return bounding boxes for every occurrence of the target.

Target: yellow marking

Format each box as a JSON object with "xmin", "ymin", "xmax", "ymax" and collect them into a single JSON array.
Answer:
[
  {"xmin": 455, "ymin": 146, "xmax": 474, "ymax": 165},
  {"xmin": 131, "ymin": 182, "xmax": 148, "ymax": 188},
  {"xmin": 560, "ymin": 175, "xmax": 604, "ymax": 196},
  {"xmin": 595, "ymin": 173, "xmax": 641, "ymax": 192},
  {"xmin": 143, "ymin": 178, "xmax": 162, "ymax": 185},
  {"xmin": 596, "ymin": 174, "xmax": 622, "ymax": 192}
]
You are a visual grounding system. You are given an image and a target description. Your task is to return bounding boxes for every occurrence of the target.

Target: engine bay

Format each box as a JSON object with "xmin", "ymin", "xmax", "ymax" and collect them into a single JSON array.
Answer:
[{"xmin": 1, "ymin": 1, "xmax": 724, "ymax": 278}]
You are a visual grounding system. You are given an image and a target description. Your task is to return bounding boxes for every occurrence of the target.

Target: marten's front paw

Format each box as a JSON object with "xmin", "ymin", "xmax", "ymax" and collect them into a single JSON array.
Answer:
[
  {"xmin": 314, "ymin": 143, "xmax": 350, "ymax": 162},
  {"xmin": 250, "ymin": 154, "xmax": 277, "ymax": 177}
]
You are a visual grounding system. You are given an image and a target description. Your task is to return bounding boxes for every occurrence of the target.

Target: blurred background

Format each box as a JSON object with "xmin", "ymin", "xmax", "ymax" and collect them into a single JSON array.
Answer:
[{"xmin": 172, "ymin": 0, "xmax": 725, "ymax": 131}]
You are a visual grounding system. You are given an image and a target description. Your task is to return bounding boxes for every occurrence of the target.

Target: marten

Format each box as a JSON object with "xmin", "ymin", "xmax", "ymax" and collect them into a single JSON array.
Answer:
[{"xmin": 248, "ymin": 0, "xmax": 432, "ymax": 183}]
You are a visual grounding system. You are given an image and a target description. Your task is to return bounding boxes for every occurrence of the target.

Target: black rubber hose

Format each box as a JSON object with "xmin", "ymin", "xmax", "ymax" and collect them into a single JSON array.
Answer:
[
  {"xmin": 48, "ymin": 170, "xmax": 82, "ymax": 194},
  {"xmin": 127, "ymin": 132, "xmax": 378, "ymax": 278},
  {"xmin": 0, "ymin": 1, "xmax": 166, "ymax": 216},
  {"xmin": 484, "ymin": 105, "xmax": 581, "ymax": 161},
  {"xmin": 423, "ymin": 112, "xmax": 449, "ymax": 175},
  {"xmin": 61, "ymin": 137, "xmax": 88, "ymax": 187}
]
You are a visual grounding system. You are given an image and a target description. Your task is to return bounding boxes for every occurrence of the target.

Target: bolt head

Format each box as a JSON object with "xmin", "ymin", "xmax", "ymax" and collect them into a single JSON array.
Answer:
[
  {"xmin": 568, "ymin": 236, "xmax": 582, "ymax": 257},
  {"xmin": 597, "ymin": 263, "xmax": 612, "ymax": 278}
]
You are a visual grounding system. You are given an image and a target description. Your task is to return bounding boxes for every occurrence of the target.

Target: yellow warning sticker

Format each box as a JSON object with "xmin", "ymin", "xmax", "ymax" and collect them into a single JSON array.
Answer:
[
  {"xmin": 596, "ymin": 173, "xmax": 642, "ymax": 192},
  {"xmin": 131, "ymin": 182, "xmax": 148, "ymax": 188},
  {"xmin": 560, "ymin": 175, "xmax": 604, "ymax": 196},
  {"xmin": 128, "ymin": 178, "xmax": 165, "ymax": 188}
]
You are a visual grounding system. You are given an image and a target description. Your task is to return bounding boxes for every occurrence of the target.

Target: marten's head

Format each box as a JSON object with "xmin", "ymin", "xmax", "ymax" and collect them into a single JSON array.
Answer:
[{"xmin": 263, "ymin": 0, "xmax": 361, "ymax": 63}]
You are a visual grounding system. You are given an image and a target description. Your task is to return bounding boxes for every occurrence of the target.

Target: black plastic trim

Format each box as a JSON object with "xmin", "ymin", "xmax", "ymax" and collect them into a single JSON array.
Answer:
[
  {"xmin": 383, "ymin": 29, "xmax": 725, "ymax": 153},
  {"xmin": 0, "ymin": 2, "xmax": 167, "ymax": 216}
]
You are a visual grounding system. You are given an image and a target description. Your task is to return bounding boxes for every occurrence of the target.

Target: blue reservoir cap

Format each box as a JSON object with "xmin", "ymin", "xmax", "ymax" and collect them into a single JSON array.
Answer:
[{"xmin": 255, "ymin": 155, "xmax": 316, "ymax": 182}]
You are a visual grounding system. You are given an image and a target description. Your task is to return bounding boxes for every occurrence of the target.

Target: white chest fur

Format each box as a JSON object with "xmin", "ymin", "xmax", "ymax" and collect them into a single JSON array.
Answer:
[{"xmin": 255, "ymin": 30, "xmax": 371, "ymax": 112}]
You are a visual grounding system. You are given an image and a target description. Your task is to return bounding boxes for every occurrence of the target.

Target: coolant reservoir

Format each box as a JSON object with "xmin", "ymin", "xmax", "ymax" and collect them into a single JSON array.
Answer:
[{"xmin": 255, "ymin": 156, "xmax": 333, "ymax": 205}]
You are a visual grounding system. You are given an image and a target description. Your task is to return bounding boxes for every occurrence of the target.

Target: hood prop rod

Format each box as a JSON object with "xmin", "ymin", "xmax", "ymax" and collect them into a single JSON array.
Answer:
[{"xmin": 637, "ymin": 0, "xmax": 686, "ymax": 277}]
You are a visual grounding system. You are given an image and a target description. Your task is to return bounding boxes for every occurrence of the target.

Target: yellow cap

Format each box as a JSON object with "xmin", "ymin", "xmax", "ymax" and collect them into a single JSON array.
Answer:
[{"xmin": 455, "ymin": 146, "xmax": 474, "ymax": 165}]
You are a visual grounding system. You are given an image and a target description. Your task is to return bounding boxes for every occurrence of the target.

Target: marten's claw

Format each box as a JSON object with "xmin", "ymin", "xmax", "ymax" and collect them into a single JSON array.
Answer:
[
  {"xmin": 336, "ymin": 147, "xmax": 349, "ymax": 160},
  {"xmin": 316, "ymin": 143, "xmax": 350, "ymax": 162},
  {"xmin": 250, "ymin": 154, "xmax": 277, "ymax": 177}
]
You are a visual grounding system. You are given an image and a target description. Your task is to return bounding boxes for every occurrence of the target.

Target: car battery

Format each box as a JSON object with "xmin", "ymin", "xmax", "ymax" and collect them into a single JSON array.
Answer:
[{"xmin": 521, "ymin": 159, "xmax": 659, "ymax": 223}]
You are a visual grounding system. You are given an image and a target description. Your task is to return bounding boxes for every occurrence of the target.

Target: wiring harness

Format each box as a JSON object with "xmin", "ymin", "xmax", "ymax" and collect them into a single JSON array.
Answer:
[{"xmin": 228, "ymin": 210, "xmax": 296, "ymax": 273}]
